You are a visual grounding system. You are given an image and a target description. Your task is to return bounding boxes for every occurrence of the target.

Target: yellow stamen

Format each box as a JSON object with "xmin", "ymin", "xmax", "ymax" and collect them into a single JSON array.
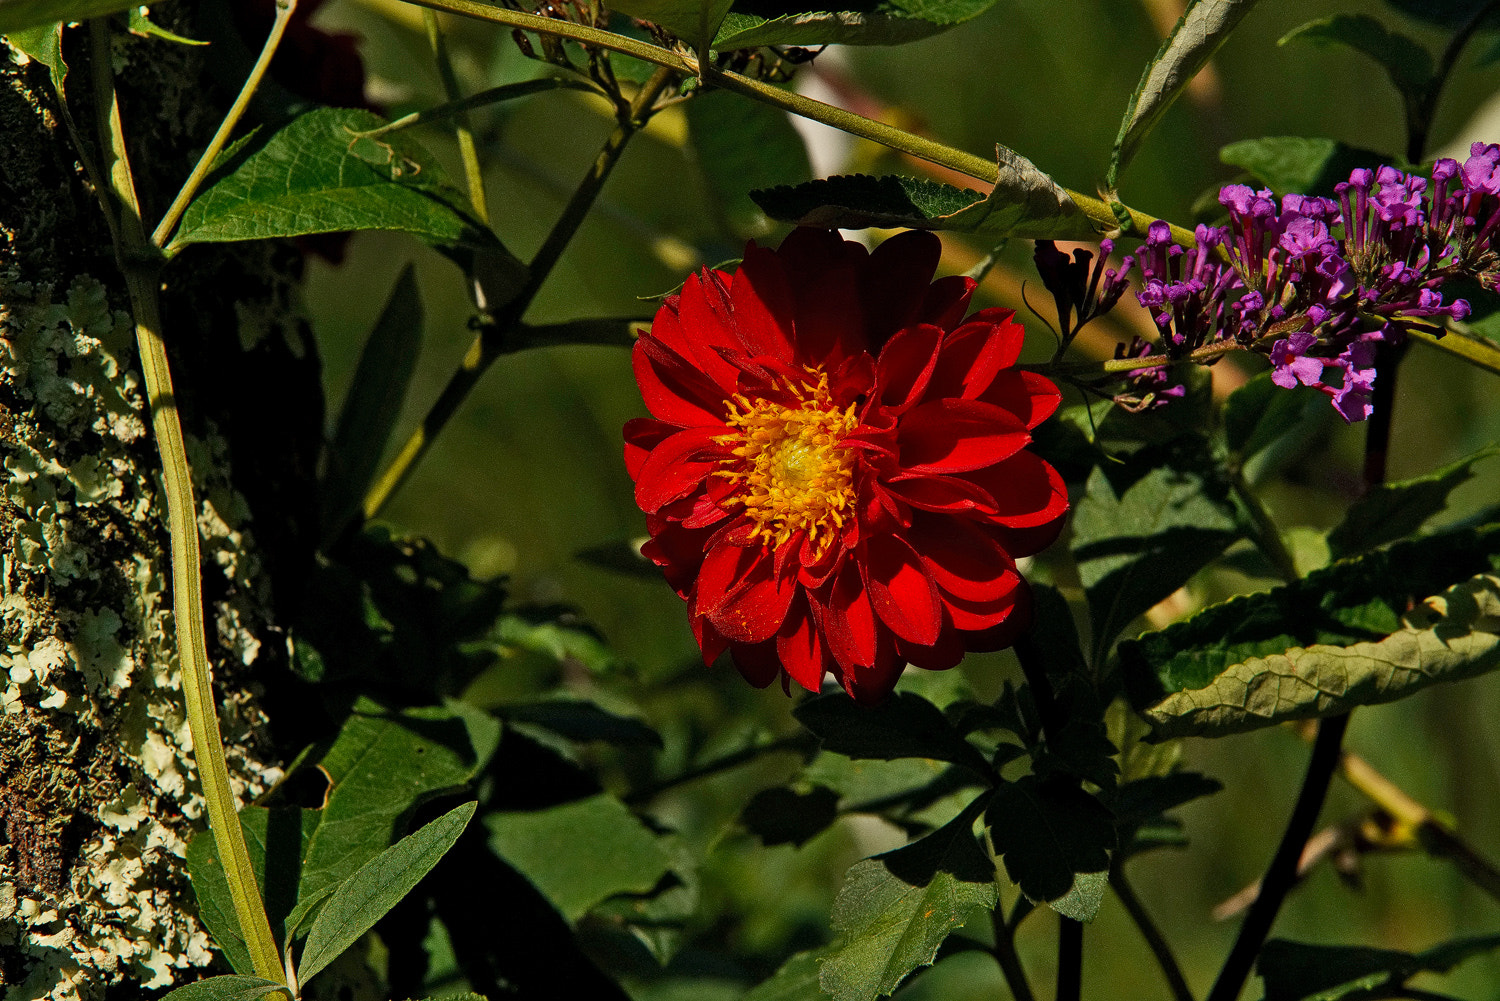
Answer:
[{"xmin": 714, "ymin": 370, "xmax": 859, "ymax": 557}]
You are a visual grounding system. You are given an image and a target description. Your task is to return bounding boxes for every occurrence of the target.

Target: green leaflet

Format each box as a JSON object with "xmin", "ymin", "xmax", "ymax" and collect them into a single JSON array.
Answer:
[
  {"xmin": 794, "ymin": 691, "xmax": 993, "ymax": 775},
  {"xmin": 1279, "ymin": 14, "xmax": 1434, "ymax": 110},
  {"xmin": 986, "ymin": 776, "xmax": 1115, "ymax": 921},
  {"xmin": 167, "ymin": 107, "xmax": 504, "ymax": 253},
  {"xmin": 686, "ymin": 90, "xmax": 812, "ymax": 238},
  {"xmin": 610, "ymin": 0, "xmax": 734, "ymax": 50},
  {"xmin": 751, "ymin": 146, "xmax": 1094, "ymax": 241},
  {"xmin": 819, "ymin": 795, "xmax": 997, "ymax": 1001},
  {"xmin": 1326, "ymin": 444, "xmax": 1500, "ymax": 559},
  {"xmin": 158, "ymin": 976, "xmax": 288, "ymax": 1001},
  {"xmin": 713, "ymin": 0, "xmax": 997, "ymax": 49},
  {"xmin": 1219, "ymin": 136, "xmax": 1393, "ymax": 198},
  {"xmin": 1258, "ymin": 934, "xmax": 1500, "ymax": 1001},
  {"xmin": 1140, "ymin": 573, "xmax": 1500, "ymax": 738},
  {"xmin": 0, "ymin": 0, "xmax": 132, "ymax": 34},
  {"xmin": 1109, "ymin": 0, "xmax": 1262, "ymax": 186}
]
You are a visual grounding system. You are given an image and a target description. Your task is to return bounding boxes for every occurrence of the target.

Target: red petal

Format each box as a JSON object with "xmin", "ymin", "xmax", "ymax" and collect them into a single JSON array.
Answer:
[
  {"xmin": 777, "ymin": 597, "xmax": 828, "ymax": 693},
  {"xmin": 873, "ymin": 323, "xmax": 942, "ymax": 414},
  {"xmin": 731, "ymin": 639, "xmax": 780, "ymax": 688},
  {"xmin": 692, "ymin": 615, "xmax": 730, "ymax": 666},
  {"xmin": 958, "ymin": 584, "xmax": 1033, "ymax": 651},
  {"xmin": 944, "ymin": 582, "xmax": 1023, "ymax": 632},
  {"xmin": 979, "ymin": 369, "xmax": 1062, "ymax": 430},
  {"xmin": 864, "ymin": 535, "xmax": 942, "ymax": 646},
  {"xmin": 729, "ymin": 243, "xmax": 796, "ymax": 363},
  {"xmin": 691, "ymin": 541, "xmax": 762, "ymax": 619},
  {"xmin": 924, "ymin": 314, "xmax": 1023, "ymax": 401},
  {"xmin": 918, "ymin": 274, "xmax": 975, "ymax": 330},
  {"xmin": 712, "ymin": 552, "xmax": 798, "ymax": 643},
  {"xmin": 862, "ymin": 230, "xmax": 942, "ymax": 346},
  {"xmin": 624, "ymin": 417, "xmax": 673, "ymax": 481},
  {"xmin": 634, "ymin": 426, "xmax": 724, "ymax": 513},
  {"xmin": 962, "ymin": 451, "xmax": 1069, "ymax": 528},
  {"xmin": 633, "ymin": 336, "xmax": 727, "ymax": 427},
  {"xmin": 884, "ymin": 472, "xmax": 995, "ymax": 514},
  {"xmin": 897, "ymin": 398, "xmax": 1029, "ymax": 473},
  {"xmin": 897, "ymin": 619, "xmax": 965, "ymax": 671},
  {"xmin": 676, "ymin": 269, "xmax": 745, "ymax": 388},
  {"xmin": 907, "ymin": 515, "xmax": 1021, "ymax": 604},
  {"xmin": 821, "ymin": 559, "xmax": 878, "ymax": 670},
  {"xmin": 836, "ymin": 635, "xmax": 905, "ymax": 705}
]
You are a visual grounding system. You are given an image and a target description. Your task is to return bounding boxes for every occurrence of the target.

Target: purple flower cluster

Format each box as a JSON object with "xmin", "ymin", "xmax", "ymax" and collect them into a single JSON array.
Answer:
[{"xmin": 1087, "ymin": 144, "xmax": 1500, "ymax": 422}]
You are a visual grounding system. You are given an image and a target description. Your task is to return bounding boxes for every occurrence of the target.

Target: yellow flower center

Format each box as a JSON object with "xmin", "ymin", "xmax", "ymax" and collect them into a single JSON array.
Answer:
[{"xmin": 715, "ymin": 370, "xmax": 860, "ymax": 556}]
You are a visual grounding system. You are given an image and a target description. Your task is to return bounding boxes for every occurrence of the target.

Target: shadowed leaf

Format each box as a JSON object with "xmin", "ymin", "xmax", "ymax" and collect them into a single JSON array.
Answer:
[
  {"xmin": 1258, "ymin": 934, "xmax": 1500, "ymax": 1001},
  {"xmin": 714, "ymin": 0, "xmax": 998, "ymax": 48},
  {"xmin": 986, "ymin": 776, "xmax": 1115, "ymax": 921},
  {"xmin": 1327, "ymin": 444, "xmax": 1500, "ymax": 558}
]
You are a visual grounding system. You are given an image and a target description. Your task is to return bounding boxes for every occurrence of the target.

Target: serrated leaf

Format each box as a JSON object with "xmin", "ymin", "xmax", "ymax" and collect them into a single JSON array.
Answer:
[
  {"xmin": 820, "ymin": 795, "xmax": 997, "ymax": 1001},
  {"xmin": 1279, "ymin": 14, "xmax": 1433, "ymax": 104},
  {"xmin": 159, "ymin": 975, "xmax": 288, "ymax": 1001},
  {"xmin": 742, "ymin": 947, "xmax": 835, "ymax": 1001},
  {"xmin": 752, "ymin": 146, "xmax": 1093, "ymax": 241},
  {"xmin": 1110, "ymin": 0, "xmax": 1261, "ymax": 186},
  {"xmin": 986, "ymin": 776, "xmax": 1115, "ymax": 921},
  {"xmin": 794, "ymin": 692, "xmax": 992, "ymax": 775},
  {"xmin": 1258, "ymin": 934, "xmax": 1500, "ymax": 1001},
  {"xmin": 1327, "ymin": 444, "xmax": 1500, "ymax": 559},
  {"xmin": 611, "ymin": 0, "xmax": 733, "ymax": 50},
  {"xmin": 319, "ymin": 264, "xmax": 423, "ymax": 545},
  {"xmin": 127, "ymin": 6, "xmax": 206, "ymax": 44},
  {"xmin": 4, "ymin": 19, "xmax": 63, "ymax": 96},
  {"xmin": 0, "ymin": 0, "xmax": 133, "ymax": 34},
  {"xmin": 1219, "ymin": 136, "xmax": 1394, "ymax": 199},
  {"xmin": 1071, "ymin": 441, "xmax": 1244, "ymax": 663},
  {"xmin": 687, "ymin": 90, "xmax": 812, "ymax": 238},
  {"xmin": 741, "ymin": 785, "xmax": 841, "ymax": 846},
  {"xmin": 296, "ymin": 801, "xmax": 476, "ymax": 985},
  {"xmin": 714, "ymin": 0, "xmax": 997, "ymax": 49},
  {"xmin": 169, "ymin": 107, "xmax": 501, "ymax": 252},
  {"xmin": 486, "ymin": 793, "xmax": 671, "ymax": 923},
  {"xmin": 1137, "ymin": 572, "xmax": 1500, "ymax": 739}
]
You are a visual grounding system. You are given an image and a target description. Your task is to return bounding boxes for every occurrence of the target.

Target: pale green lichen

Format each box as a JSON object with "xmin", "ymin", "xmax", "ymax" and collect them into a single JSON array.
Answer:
[{"xmin": 2, "ymin": 273, "xmax": 281, "ymax": 999}]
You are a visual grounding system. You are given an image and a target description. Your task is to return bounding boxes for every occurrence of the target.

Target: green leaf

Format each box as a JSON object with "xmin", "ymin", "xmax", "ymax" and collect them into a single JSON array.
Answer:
[
  {"xmin": 1326, "ymin": 444, "xmax": 1500, "ymax": 559},
  {"xmin": 158, "ymin": 975, "xmax": 289, "ymax": 1001},
  {"xmin": 318, "ymin": 264, "xmax": 423, "ymax": 545},
  {"xmin": 687, "ymin": 90, "xmax": 812, "ymax": 238},
  {"xmin": 126, "ymin": 6, "xmax": 206, "ymax": 44},
  {"xmin": 741, "ymin": 785, "xmax": 841, "ymax": 846},
  {"xmin": 4, "ymin": 19, "xmax": 64, "ymax": 96},
  {"xmin": 1279, "ymin": 14, "xmax": 1434, "ymax": 106},
  {"xmin": 752, "ymin": 147, "xmax": 1094, "ymax": 241},
  {"xmin": 1102, "ymin": 771, "xmax": 1222, "ymax": 856},
  {"xmin": 1070, "ymin": 441, "xmax": 1244, "ymax": 663},
  {"xmin": 1123, "ymin": 519, "xmax": 1500, "ymax": 707},
  {"xmin": 0, "ymin": 0, "xmax": 134, "ymax": 34},
  {"xmin": 1109, "ymin": 0, "xmax": 1262, "ymax": 186},
  {"xmin": 1223, "ymin": 371, "xmax": 1324, "ymax": 459},
  {"xmin": 1257, "ymin": 934, "xmax": 1500, "ymax": 1001},
  {"xmin": 1136, "ymin": 571, "xmax": 1500, "ymax": 739},
  {"xmin": 794, "ymin": 692, "xmax": 992, "ymax": 775},
  {"xmin": 186, "ymin": 806, "xmax": 321, "ymax": 973},
  {"xmin": 486, "ymin": 793, "xmax": 672, "ymax": 923},
  {"xmin": 713, "ymin": 0, "xmax": 997, "ymax": 49},
  {"xmin": 1380, "ymin": 0, "xmax": 1498, "ymax": 27},
  {"xmin": 282, "ymin": 701, "xmax": 488, "ymax": 937},
  {"xmin": 1219, "ymin": 136, "xmax": 1394, "ymax": 198},
  {"xmin": 610, "ymin": 0, "xmax": 734, "ymax": 50},
  {"xmin": 986, "ymin": 776, "xmax": 1115, "ymax": 921},
  {"xmin": 296, "ymin": 801, "xmax": 477, "ymax": 986},
  {"xmin": 820, "ymin": 795, "xmax": 997, "ymax": 1001},
  {"xmin": 743, "ymin": 947, "xmax": 836, "ymax": 1001},
  {"xmin": 499, "ymin": 697, "xmax": 662, "ymax": 748},
  {"xmin": 168, "ymin": 107, "xmax": 502, "ymax": 252}
]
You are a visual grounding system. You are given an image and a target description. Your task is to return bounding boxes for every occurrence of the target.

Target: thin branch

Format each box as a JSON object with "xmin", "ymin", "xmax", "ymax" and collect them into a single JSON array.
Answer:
[
  {"xmin": 990, "ymin": 903, "xmax": 1038, "ymax": 1001},
  {"xmin": 623, "ymin": 733, "xmax": 815, "ymax": 805},
  {"xmin": 424, "ymin": 7, "xmax": 489, "ymax": 224},
  {"xmin": 1113, "ymin": 865, "xmax": 1195, "ymax": 1001}
]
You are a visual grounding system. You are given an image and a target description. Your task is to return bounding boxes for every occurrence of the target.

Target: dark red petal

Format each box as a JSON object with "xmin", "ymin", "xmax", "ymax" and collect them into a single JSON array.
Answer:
[
  {"xmin": 962, "ymin": 451, "xmax": 1069, "ymax": 529},
  {"xmin": 777, "ymin": 597, "xmax": 828, "ymax": 693},
  {"xmin": 944, "ymin": 581, "xmax": 1023, "ymax": 632},
  {"xmin": 979, "ymin": 369, "xmax": 1063, "ymax": 430},
  {"xmin": 918, "ymin": 274, "xmax": 975, "ymax": 330},
  {"xmin": 623, "ymin": 417, "xmax": 673, "ymax": 481},
  {"xmin": 712, "ymin": 552, "xmax": 797, "ymax": 643},
  {"xmin": 907, "ymin": 515, "xmax": 1021, "ymax": 604},
  {"xmin": 633, "ymin": 336, "xmax": 727, "ymax": 427},
  {"xmin": 836, "ymin": 635, "xmax": 904, "ymax": 705},
  {"xmin": 924, "ymin": 313, "xmax": 1023, "ymax": 401},
  {"xmin": 692, "ymin": 614, "xmax": 731, "ymax": 666},
  {"xmin": 959, "ymin": 584, "xmax": 1033, "ymax": 652},
  {"xmin": 634, "ymin": 426, "xmax": 723, "ymax": 513},
  {"xmin": 729, "ymin": 243, "xmax": 796, "ymax": 363},
  {"xmin": 864, "ymin": 535, "xmax": 943, "ymax": 646},
  {"xmin": 862, "ymin": 230, "xmax": 942, "ymax": 346},
  {"xmin": 731, "ymin": 639, "xmax": 780, "ymax": 688},
  {"xmin": 897, "ymin": 398, "xmax": 1029, "ymax": 473},
  {"xmin": 874, "ymin": 323, "xmax": 943, "ymax": 414},
  {"xmin": 897, "ymin": 617, "xmax": 965, "ymax": 671},
  {"xmin": 821, "ymin": 558, "xmax": 878, "ymax": 670},
  {"xmin": 692, "ymin": 541, "xmax": 762, "ymax": 619},
  {"xmin": 644, "ymin": 521, "xmax": 714, "ymax": 595}
]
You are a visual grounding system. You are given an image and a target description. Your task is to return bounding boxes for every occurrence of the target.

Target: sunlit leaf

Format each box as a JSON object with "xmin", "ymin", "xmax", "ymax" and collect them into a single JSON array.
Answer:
[
  {"xmin": 743, "ymin": 947, "xmax": 835, "ymax": 1001},
  {"xmin": 1219, "ymin": 136, "xmax": 1393, "ymax": 197},
  {"xmin": 1110, "ymin": 0, "xmax": 1262, "ymax": 186},
  {"xmin": 0, "ymin": 0, "xmax": 133, "ymax": 34},
  {"xmin": 714, "ymin": 0, "xmax": 997, "ymax": 49},
  {"xmin": 158, "ymin": 975, "xmax": 288, "ymax": 1001},
  {"xmin": 820, "ymin": 796, "xmax": 997, "ymax": 1001},
  {"xmin": 127, "ymin": 5, "xmax": 205, "ymax": 44},
  {"xmin": 3, "ymin": 19, "xmax": 63, "ymax": 96},
  {"xmin": 687, "ymin": 90, "xmax": 812, "ymax": 237},
  {"xmin": 611, "ymin": 0, "xmax": 734, "ymax": 50}
]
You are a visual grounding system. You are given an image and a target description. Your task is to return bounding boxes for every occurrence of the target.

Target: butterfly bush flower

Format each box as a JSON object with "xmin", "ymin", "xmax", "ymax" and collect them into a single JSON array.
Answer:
[
  {"xmin": 1085, "ymin": 146, "xmax": 1500, "ymax": 422},
  {"xmin": 625, "ymin": 229, "xmax": 1069, "ymax": 704}
]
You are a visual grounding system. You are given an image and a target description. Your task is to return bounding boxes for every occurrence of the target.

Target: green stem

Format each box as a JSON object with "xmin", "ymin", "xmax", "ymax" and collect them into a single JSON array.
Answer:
[
  {"xmin": 1412, "ymin": 325, "xmax": 1500, "ymax": 377},
  {"xmin": 1228, "ymin": 468, "xmax": 1298, "ymax": 583},
  {"xmin": 1407, "ymin": 0, "xmax": 1500, "ymax": 163},
  {"xmin": 424, "ymin": 7, "xmax": 489, "ymax": 224},
  {"xmin": 1113, "ymin": 865, "xmax": 1195, "ymax": 1001},
  {"xmin": 151, "ymin": 0, "xmax": 297, "ymax": 249},
  {"xmin": 1056, "ymin": 916, "xmax": 1082, "ymax": 1001},
  {"xmin": 361, "ymin": 64, "xmax": 678, "ymax": 520},
  {"xmin": 405, "ymin": 0, "xmax": 1191, "ymax": 244},
  {"xmin": 990, "ymin": 904, "xmax": 1038, "ymax": 1001},
  {"xmin": 89, "ymin": 19, "xmax": 285, "ymax": 985},
  {"xmin": 350, "ymin": 77, "xmax": 603, "ymax": 141},
  {"xmin": 623, "ymin": 733, "xmax": 815, "ymax": 805}
]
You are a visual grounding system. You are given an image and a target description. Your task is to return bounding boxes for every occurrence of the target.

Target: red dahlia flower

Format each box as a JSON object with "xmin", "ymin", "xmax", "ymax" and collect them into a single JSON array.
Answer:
[{"xmin": 624, "ymin": 228, "xmax": 1068, "ymax": 704}]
